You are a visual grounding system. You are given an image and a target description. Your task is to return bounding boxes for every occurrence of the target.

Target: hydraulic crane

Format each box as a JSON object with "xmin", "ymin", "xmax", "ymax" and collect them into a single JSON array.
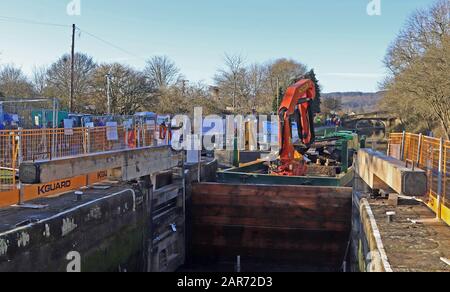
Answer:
[{"xmin": 273, "ymin": 79, "xmax": 317, "ymax": 176}]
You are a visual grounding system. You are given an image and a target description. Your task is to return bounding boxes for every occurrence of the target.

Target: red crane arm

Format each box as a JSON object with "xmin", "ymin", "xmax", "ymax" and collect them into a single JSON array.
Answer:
[{"xmin": 278, "ymin": 79, "xmax": 316, "ymax": 166}]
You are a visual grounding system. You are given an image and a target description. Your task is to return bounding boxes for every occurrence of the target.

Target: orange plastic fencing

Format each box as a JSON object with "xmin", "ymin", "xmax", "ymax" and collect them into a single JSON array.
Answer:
[
  {"xmin": 0, "ymin": 124, "xmax": 157, "ymax": 192},
  {"xmin": 0, "ymin": 131, "xmax": 18, "ymax": 190},
  {"xmin": 388, "ymin": 132, "xmax": 449, "ymax": 225}
]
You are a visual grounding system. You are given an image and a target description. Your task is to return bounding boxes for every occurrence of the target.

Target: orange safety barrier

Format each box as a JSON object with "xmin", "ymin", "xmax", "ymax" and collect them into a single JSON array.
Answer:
[
  {"xmin": 388, "ymin": 132, "xmax": 450, "ymax": 226},
  {"xmin": 0, "ymin": 189, "xmax": 19, "ymax": 207},
  {"xmin": 0, "ymin": 123, "xmax": 158, "ymax": 207}
]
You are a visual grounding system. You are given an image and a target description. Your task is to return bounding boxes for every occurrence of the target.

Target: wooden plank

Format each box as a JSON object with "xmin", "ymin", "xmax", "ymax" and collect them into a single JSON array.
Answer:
[
  {"xmin": 192, "ymin": 183, "xmax": 352, "ymax": 199},
  {"xmin": 192, "ymin": 203, "xmax": 351, "ymax": 219},
  {"xmin": 192, "ymin": 194, "xmax": 350, "ymax": 209},
  {"xmin": 192, "ymin": 205, "xmax": 350, "ymax": 225},
  {"xmin": 190, "ymin": 183, "xmax": 352, "ymax": 268},
  {"xmin": 192, "ymin": 225, "xmax": 347, "ymax": 252},
  {"xmin": 190, "ymin": 245, "xmax": 344, "ymax": 267},
  {"xmin": 356, "ymin": 148, "xmax": 427, "ymax": 196},
  {"xmin": 192, "ymin": 216, "xmax": 349, "ymax": 232},
  {"xmin": 192, "ymin": 226, "xmax": 347, "ymax": 253},
  {"xmin": 192, "ymin": 223, "xmax": 348, "ymax": 242},
  {"xmin": 193, "ymin": 217, "xmax": 349, "ymax": 231}
]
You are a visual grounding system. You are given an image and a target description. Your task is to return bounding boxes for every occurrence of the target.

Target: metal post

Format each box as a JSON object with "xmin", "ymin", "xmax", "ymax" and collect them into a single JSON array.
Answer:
[
  {"xmin": 70, "ymin": 24, "xmax": 76, "ymax": 113},
  {"xmin": 437, "ymin": 138, "xmax": 444, "ymax": 220},
  {"xmin": 17, "ymin": 128, "xmax": 23, "ymax": 165},
  {"xmin": 11, "ymin": 131, "xmax": 16, "ymax": 185},
  {"xmin": 341, "ymin": 140, "xmax": 349, "ymax": 173},
  {"xmin": 136, "ymin": 122, "xmax": 141, "ymax": 148},
  {"xmin": 400, "ymin": 131, "xmax": 406, "ymax": 161},
  {"xmin": 51, "ymin": 98, "xmax": 58, "ymax": 159},
  {"xmin": 416, "ymin": 133, "xmax": 423, "ymax": 167},
  {"xmin": 52, "ymin": 98, "xmax": 57, "ymax": 129},
  {"xmin": 0, "ymin": 102, "xmax": 3, "ymax": 125},
  {"xmin": 83, "ymin": 127, "xmax": 88, "ymax": 155},
  {"xmin": 444, "ymin": 143, "xmax": 448, "ymax": 219},
  {"xmin": 153, "ymin": 117, "xmax": 158, "ymax": 147},
  {"xmin": 182, "ymin": 160, "xmax": 188, "ymax": 270},
  {"xmin": 197, "ymin": 134, "xmax": 201, "ymax": 183},
  {"xmin": 134, "ymin": 125, "xmax": 138, "ymax": 148},
  {"xmin": 236, "ymin": 255, "xmax": 241, "ymax": 273},
  {"xmin": 139, "ymin": 121, "xmax": 144, "ymax": 148}
]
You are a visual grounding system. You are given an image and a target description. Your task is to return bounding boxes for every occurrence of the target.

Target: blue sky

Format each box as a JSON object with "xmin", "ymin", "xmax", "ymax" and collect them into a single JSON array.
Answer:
[{"xmin": 0, "ymin": 0, "xmax": 436, "ymax": 92}]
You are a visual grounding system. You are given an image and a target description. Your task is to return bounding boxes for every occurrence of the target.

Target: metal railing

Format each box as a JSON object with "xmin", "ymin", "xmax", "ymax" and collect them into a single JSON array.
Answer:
[
  {"xmin": 0, "ymin": 123, "xmax": 159, "ymax": 191},
  {"xmin": 0, "ymin": 130, "xmax": 19, "ymax": 189},
  {"xmin": 388, "ymin": 132, "xmax": 449, "ymax": 225}
]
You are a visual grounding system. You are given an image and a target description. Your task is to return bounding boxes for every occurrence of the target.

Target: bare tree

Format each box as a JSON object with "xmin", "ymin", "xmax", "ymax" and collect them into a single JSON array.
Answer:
[
  {"xmin": 384, "ymin": 0, "xmax": 449, "ymax": 74},
  {"xmin": 46, "ymin": 53, "xmax": 97, "ymax": 111},
  {"xmin": 0, "ymin": 64, "xmax": 35, "ymax": 98},
  {"xmin": 214, "ymin": 54, "xmax": 247, "ymax": 110},
  {"xmin": 382, "ymin": 0, "xmax": 450, "ymax": 138},
  {"xmin": 245, "ymin": 63, "xmax": 269, "ymax": 111},
  {"xmin": 214, "ymin": 55, "xmax": 313, "ymax": 114},
  {"xmin": 385, "ymin": 35, "xmax": 450, "ymax": 139},
  {"xmin": 89, "ymin": 63, "xmax": 155, "ymax": 115},
  {"xmin": 268, "ymin": 59, "xmax": 308, "ymax": 93},
  {"xmin": 31, "ymin": 65, "xmax": 48, "ymax": 97},
  {"xmin": 144, "ymin": 56, "xmax": 180, "ymax": 89}
]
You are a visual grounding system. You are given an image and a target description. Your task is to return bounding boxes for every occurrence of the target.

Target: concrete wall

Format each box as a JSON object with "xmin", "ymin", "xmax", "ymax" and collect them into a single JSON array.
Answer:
[
  {"xmin": 350, "ymin": 177, "xmax": 392, "ymax": 272},
  {"xmin": 0, "ymin": 184, "xmax": 150, "ymax": 272},
  {"xmin": 0, "ymin": 172, "xmax": 189, "ymax": 272}
]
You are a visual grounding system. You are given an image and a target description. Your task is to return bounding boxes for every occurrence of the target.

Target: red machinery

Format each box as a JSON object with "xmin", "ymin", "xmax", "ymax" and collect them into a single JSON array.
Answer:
[{"xmin": 275, "ymin": 79, "xmax": 316, "ymax": 176}]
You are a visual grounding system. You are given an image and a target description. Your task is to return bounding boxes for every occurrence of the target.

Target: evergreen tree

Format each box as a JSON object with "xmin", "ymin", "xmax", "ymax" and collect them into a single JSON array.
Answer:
[
  {"xmin": 273, "ymin": 69, "xmax": 322, "ymax": 114},
  {"xmin": 304, "ymin": 69, "xmax": 322, "ymax": 114},
  {"xmin": 272, "ymin": 86, "xmax": 284, "ymax": 113}
]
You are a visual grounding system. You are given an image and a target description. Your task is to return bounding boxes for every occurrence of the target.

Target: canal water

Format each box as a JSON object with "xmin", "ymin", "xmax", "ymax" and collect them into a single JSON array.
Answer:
[{"xmin": 358, "ymin": 128, "xmax": 388, "ymax": 152}]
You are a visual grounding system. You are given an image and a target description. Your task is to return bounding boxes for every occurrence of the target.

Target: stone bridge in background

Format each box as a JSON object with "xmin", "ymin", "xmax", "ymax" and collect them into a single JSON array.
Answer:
[{"xmin": 343, "ymin": 111, "xmax": 400, "ymax": 130}]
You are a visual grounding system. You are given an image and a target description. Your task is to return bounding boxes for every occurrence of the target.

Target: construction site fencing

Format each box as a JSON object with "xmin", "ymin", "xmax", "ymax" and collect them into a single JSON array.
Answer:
[
  {"xmin": 81, "ymin": 115, "xmax": 136, "ymax": 127},
  {"xmin": 0, "ymin": 130, "xmax": 18, "ymax": 189},
  {"xmin": 0, "ymin": 124, "xmax": 158, "ymax": 191},
  {"xmin": 388, "ymin": 132, "xmax": 450, "ymax": 225},
  {"xmin": 0, "ymin": 98, "xmax": 59, "ymax": 129}
]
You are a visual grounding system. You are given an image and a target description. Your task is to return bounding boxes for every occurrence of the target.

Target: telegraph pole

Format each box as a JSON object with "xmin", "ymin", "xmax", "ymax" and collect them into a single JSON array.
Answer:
[{"xmin": 70, "ymin": 24, "xmax": 76, "ymax": 113}]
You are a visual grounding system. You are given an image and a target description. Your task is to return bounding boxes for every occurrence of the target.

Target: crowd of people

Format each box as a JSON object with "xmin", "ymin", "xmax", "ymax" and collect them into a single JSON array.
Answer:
[
  {"xmin": 0, "ymin": 117, "xmax": 19, "ymax": 130},
  {"xmin": 325, "ymin": 116, "xmax": 342, "ymax": 127},
  {"xmin": 315, "ymin": 114, "xmax": 343, "ymax": 127}
]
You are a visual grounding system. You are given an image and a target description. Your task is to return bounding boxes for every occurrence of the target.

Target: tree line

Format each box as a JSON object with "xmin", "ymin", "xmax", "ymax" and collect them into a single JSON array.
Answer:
[
  {"xmin": 381, "ymin": 0, "xmax": 450, "ymax": 139},
  {"xmin": 0, "ymin": 53, "xmax": 322, "ymax": 116}
]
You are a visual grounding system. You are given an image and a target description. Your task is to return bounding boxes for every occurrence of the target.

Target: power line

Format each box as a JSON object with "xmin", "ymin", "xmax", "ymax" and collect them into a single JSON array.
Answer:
[
  {"xmin": 77, "ymin": 27, "xmax": 144, "ymax": 61},
  {"xmin": 0, "ymin": 15, "xmax": 70, "ymax": 28},
  {"xmin": 0, "ymin": 15, "xmax": 145, "ymax": 61}
]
